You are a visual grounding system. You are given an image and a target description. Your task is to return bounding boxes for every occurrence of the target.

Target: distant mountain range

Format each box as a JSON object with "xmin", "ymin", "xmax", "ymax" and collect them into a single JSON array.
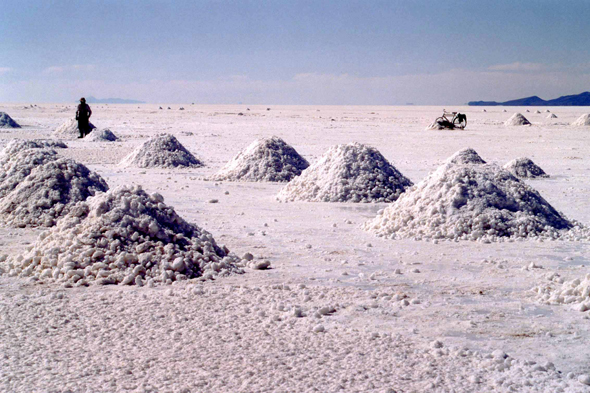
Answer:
[
  {"xmin": 468, "ymin": 91, "xmax": 590, "ymax": 106},
  {"xmin": 85, "ymin": 96, "xmax": 146, "ymax": 104}
]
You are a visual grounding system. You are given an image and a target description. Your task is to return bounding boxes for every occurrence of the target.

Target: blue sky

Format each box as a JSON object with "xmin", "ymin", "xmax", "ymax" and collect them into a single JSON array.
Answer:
[{"xmin": 1, "ymin": 0, "xmax": 589, "ymax": 104}]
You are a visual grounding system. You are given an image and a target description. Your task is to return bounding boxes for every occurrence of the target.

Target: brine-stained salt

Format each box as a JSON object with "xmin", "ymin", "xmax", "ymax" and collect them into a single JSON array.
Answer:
[{"xmin": 277, "ymin": 142, "xmax": 412, "ymax": 203}]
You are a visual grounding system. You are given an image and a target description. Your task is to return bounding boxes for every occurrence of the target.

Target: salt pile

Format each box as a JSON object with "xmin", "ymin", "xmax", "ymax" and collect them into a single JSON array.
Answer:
[
  {"xmin": 533, "ymin": 273, "xmax": 590, "ymax": 312},
  {"xmin": 120, "ymin": 134, "xmax": 203, "ymax": 168},
  {"xmin": 505, "ymin": 113, "xmax": 531, "ymax": 126},
  {"xmin": 86, "ymin": 128, "xmax": 119, "ymax": 142},
  {"xmin": 0, "ymin": 112, "xmax": 21, "ymax": 128},
  {"xmin": 210, "ymin": 136, "xmax": 309, "ymax": 182},
  {"xmin": 0, "ymin": 148, "xmax": 108, "ymax": 227},
  {"xmin": 3, "ymin": 185, "xmax": 243, "ymax": 286},
  {"xmin": 503, "ymin": 157, "xmax": 549, "ymax": 179},
  {"xmin": 547, "ymin": 113, "xmax": 557, "ymax": 119},
  {"xmin": 572, "ymin": 114, "xmax": 590, "ymax": 126},
  {"xmin": 54, "ymin": 118, "xmax": 96, "ymax": 138},
  {"xmin": 1, "ymin": 139, "xmax": 67, "ymax": 156},
  {"xmin": 364, "ymin": 153, "xmax": 573, "ymax": 241},
  {"xmin": 445, "ymin": 148, "xmax": 486, "ymax": 165},
  {"xmin": 277, "ymin": 142, "xmax": 413, "ymax": 203}
]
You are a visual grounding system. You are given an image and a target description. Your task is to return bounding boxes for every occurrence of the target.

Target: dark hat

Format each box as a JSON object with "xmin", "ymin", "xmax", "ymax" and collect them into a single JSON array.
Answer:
[{"xmin": 80, "ymin": 97, "xmax": 86, "ymax": 102}]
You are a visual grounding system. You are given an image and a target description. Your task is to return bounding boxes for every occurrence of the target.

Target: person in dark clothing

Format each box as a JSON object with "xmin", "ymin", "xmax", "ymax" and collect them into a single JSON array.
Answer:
[{"xmin": 76, "ymin": 97, "xmax": 92, "ymax": 138}]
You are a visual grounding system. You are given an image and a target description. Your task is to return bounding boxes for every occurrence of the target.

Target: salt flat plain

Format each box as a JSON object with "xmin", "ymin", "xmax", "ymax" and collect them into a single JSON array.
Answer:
[{"xmin": 1, "ymin": 103, "xmax": 590, "ymax": 392}]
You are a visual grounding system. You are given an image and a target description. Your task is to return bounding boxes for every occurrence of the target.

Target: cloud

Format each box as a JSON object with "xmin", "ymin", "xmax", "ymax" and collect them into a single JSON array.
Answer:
[
  {"xmin": 487, "ymin": 62, "xmax": 545, "ymax": 72},
  {"xmin": 0, "ymin": 67, "xmax": 12, "ymax": 74}
]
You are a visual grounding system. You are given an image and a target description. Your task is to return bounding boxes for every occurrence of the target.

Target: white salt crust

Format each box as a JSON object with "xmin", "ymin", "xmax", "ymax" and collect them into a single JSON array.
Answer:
[
  {"xmin": 503, "ymin": 157, "xmax": 549, "ymax": 179},
  {"xmin": 3, "ymin": 185, "xmax": 244, "ymax": 286},
  {"xmin": 0, "ymin": 112, "xmax": 21, "ymax": 128},
  {"xmin": 505, "ymin": 113, "xmax": 531, "ymax": 126},
  {"xmin": 210, "ymin": 136, "xmax": 309, "ymax": 182},
  {"xmin": 277, "ymin": 142, "xmax": 413, "ymax": 203},
  {"xmin": 53, "ymin": 118, "xmax": 96, "ymax": 138},
  {"xmin": 120, "ymin": 134, "xmax": 203, "ymax": 168},
  {"xmin": 572, "ymin": 114, "xmax": 590, "ymax": 126},
  {"xmin": 86, "ymin": 128, "xmax": 119, "ymax": 142},
  {"xmin": 0, "ymin": 148, "xmax": 108, "ymax": 227},
  {"xmin": 363, "ymin": 156, "xmax": 584, "ymax": 242}
]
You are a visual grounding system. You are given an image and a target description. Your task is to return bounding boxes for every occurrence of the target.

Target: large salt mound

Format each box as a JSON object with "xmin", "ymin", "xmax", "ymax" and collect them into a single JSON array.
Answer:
[
  {"xmin": 1, "ymin": 139, "xmax": 67, "ymax": 156},
  {"xmin": 505, "ymin": 113, "xmax": 531, "ymax": 126},
  {"xmin": 277, "ymin": 142, "xmax": 413, "ymax": 203},
  {"xmin": 0, "ymin": 112, "xmax": 21, "ymax": 128},
  {"xmin": 445, "ymin": 148, "xmax": 486, "ymax": 165},
  {"xmin": 572, "ymin": 114, "xmax": 590, "ymax": 126},
  {"xmin": 533, "ymin": 273, "xmax": 590, "ymax": 312},
  {"xmin": 0, "ymin": 149, "xmax": 108, "ymax": 227},
  {"xmin": 210, "ymin": 136, "xmax": 309, "ymax": 182},
  {"xmin": 4, "ymin": 185, "xmax": 243, "ymax": 286},
  {"xmin": 363, "ymin": 162, "xmax": 574, "ymax": 241},
  {"xmin": 54, "ymin": 118, "xmax": 96, "ymax": 138},
  {"xmin": 120, "ymin": 134, "xmax": 203, "ymax": 168},
  {"xmin": 503, "ymin": 157, "xmax": 548, "ymax": 179},
  {"xmin": 86, "ymin": 128, "xmax": 119, "ymax": 142}
]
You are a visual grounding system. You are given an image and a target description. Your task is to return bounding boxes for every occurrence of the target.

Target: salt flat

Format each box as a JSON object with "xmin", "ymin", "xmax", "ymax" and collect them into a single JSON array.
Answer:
[{"xmin": 1, "ymin": 103, "xmax": 590, "ymax": 392}]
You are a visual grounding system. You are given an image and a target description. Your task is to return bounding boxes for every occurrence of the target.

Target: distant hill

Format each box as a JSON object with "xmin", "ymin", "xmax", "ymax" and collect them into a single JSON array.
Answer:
[
  {"xmin": 85, "ymin": 96, "xmax": 146, "ymax": 104},
  {"xmin": 469, "ymin": 92, "xmax": 590, "ymax": 106}
]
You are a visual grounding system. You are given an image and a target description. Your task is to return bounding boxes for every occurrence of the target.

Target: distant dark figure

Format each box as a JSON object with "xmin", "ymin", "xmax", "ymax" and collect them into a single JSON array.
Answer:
[{"xmin": 76, "ymin": 97, "xmax": 92, "ymax": 138}]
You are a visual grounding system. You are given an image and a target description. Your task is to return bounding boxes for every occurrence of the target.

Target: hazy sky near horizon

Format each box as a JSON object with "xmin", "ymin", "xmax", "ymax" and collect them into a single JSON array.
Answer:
[{"xmin": 1, "ymin": 0, "xmax": 589, "ymax": 104}]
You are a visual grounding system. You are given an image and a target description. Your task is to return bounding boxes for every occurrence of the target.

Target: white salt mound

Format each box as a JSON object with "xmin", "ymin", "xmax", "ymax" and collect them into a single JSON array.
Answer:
[
  {"xmin": 445, "ymin": 148, "xmax": 486, "ymax": 165},
  {"xmin": 505, "ymin": 113, "xmax": 531, "ymax": 126},
  {"xmin": 0, "ymin": 112, "xmax": 21, "ymax": 128},
  {"xmin": 572, "ymin": 114, "xmax": 590, "ymax": 126},
  {"xmin": 0, "ymin": 148, "xmax": 108, "ymax": 227},
  {"xmin": 1, "ymin": 139, "xmax": 67, "ymax": 156},
  {"xmin": 86, "ymin": 128, "xmax": 118, "ymax": 142},
  {"xmin": 3, "ymin": 185, "xmax": 243, "ymax": 285},
  {"xmin": 54, "ymin": 118, "xmax": 96, "ymax": 138},
  {"xmin": 120, "ymin": 134, "xmax": 203, "ymax": 168},
  {"xmin": 364, "ymin": 156, "xmax": 574, "ymax": 241},
  {"xmin": 504, "ymin": 157, "xmax": 549, "ymax": 179},
  {"xmin": 547, "ymin": 113, "xmax": 557, "ymax": 119},
  {"xmin": 211, "ymin": 136, "xmax": 309, "ymax": 182},
  {"xmin": 533, "ymin": 273, "xmax": 590, "ymax": 312},
  {"xmin": 277, "ymin": 142, "xmax": 413, "ymax": 203}
]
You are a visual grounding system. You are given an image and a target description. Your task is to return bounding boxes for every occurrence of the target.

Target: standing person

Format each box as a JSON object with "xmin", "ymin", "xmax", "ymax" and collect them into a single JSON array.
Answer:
[{"xmin": 76, "ymin": 97, "xmax": 92, "ymax": 138}]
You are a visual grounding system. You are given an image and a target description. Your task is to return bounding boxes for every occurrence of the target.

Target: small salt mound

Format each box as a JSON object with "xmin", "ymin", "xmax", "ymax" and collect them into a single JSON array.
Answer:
[
  {"xmin": 445, "ymin": 148, "xmax": 486, "ymax": 165},
  {"xmin": 0, "ymin": 112, "xmax": 21, "ymax": 128},
  {"xmin": 120, "ymin": 134, "xmax": 203, "ymax": 168},
  {"xmin": 533, "ymin": 273, "xmax": 590, "ymax": 312},
  {"xmin": 535, "ymin": 110, "xmax": 541, "ymax": 114},
  {"xmin": 424, "ymin": 121, "xmax": 449, "ymax": 131},
  {"xmin": 547, "ymin": 113, "xmax": 557, "ymax": 119},
  {"xmin": 277, "ymin": 142, "xmax": 413, "ymax": 203},
  {"xmin": 1, "ymin": 139, "xmax": 67, "ymax": 156},
  {"xmin": 54, "ymin": 118, "xmax": 96, "ymax": 138},
  {"xmin": 572, "ymin": 114, "xmax": 590, "ymax": 126},
  {"xmin": 86, "ymin": 128, "xmax": 119, "ymax": 142},
  {"xmin": 211, "ymin": 136, "xmax": 309, "ymax": 182},
  {"xmin": 0, "ymin": 149, "xmax": 108, "ymax": 227},
  {"xmin": 4, "ymin": 185, "xmax": 243, "ymax": 285},
  {"xmin": 505, "ymin": 113, "xmax": 531, "ymax": 126},
  {"xmin": 503, "ymin": 157, "xmax": 548, "ymax": 179},
  {"xmin": 363, "ymin": 162, "xmax": 572, "ymax": 241}
]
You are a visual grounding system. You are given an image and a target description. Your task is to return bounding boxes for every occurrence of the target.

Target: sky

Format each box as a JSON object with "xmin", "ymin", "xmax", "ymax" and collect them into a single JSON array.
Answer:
[{"xmin": 1, "ymin": 0, "xmax": 589, "ymax": 105}]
